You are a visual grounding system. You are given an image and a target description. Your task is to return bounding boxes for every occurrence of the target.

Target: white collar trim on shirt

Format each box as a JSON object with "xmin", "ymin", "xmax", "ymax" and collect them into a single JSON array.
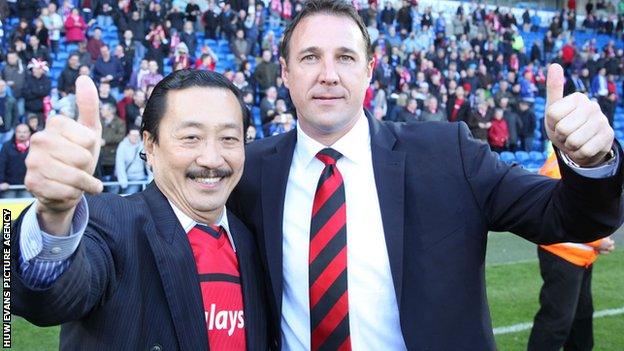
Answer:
[
  {"xmin": 168, "ymin": 200, "xmax": 236, "ymax": 252},
  {"xmin": 295, "ymin": 111, "xmax": 371, "ymax": 168}
]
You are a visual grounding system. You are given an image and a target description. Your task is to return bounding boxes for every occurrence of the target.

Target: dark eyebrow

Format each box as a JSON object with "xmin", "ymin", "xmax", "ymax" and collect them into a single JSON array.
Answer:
[
  {"xmin": 298, "ymin": 46, "xmax": 361, "ymax": 57},
  {"xmin": 177, "ymin": 121, "xmax": 241, "ymax": 131}
]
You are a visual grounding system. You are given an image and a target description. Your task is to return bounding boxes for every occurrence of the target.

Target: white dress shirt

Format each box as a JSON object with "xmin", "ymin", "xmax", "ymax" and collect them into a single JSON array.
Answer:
[{"xmin": 281, "ymin": 113, "xmax": 407, "ymax": 350}]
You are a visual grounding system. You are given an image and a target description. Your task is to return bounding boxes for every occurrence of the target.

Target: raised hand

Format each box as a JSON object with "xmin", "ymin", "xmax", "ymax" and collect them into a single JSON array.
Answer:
[
  {"xmin": 24, "ymin": 76, "xmax": 103, "ymax": 235},
  {"xmin": 544, "ymin": 63, "xmax": 614, "ymax": 167}
]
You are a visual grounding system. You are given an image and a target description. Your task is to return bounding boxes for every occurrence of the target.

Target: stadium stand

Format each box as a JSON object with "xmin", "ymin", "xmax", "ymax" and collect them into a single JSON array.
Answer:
[{"xmin": 0, "ymin": 0, "xmax": 622, "ymax": 198}]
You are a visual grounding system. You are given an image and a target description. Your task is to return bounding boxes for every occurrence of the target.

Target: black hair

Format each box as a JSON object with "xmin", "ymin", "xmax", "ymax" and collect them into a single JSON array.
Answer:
[
  {"xmin": 279, "ymin": 0, "xmax": 372, "ymax": 64},
  {"xmin": 140, "ymin": 69, "xmax": 249, "ymax": 157}
]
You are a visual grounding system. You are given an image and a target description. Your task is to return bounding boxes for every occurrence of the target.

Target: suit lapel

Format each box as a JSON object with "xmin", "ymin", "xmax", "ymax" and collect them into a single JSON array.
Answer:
[
  {"xmin": 261, "ymin": 130, "xmax": 297, "ymax": 312},
  {"xmin": 368, "ymin": 116, "xmax": 406, "ymax": 309},
  {"xmin": 227, "ymin": 211, "xmax": 261, "ymax": 350},
  {"xmin": 142, "ymin": 183, "xmax": 208, "ymax": 351}
]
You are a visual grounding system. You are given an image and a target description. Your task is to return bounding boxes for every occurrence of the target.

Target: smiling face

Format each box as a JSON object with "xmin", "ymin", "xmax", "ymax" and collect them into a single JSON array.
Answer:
[
  {"xmin": 280, "ymin": 14, "xmax": 374, "ymax": 146},
  {"xmin": 143, "ymin": 87, "xmax": 245, "ymax": 224}
]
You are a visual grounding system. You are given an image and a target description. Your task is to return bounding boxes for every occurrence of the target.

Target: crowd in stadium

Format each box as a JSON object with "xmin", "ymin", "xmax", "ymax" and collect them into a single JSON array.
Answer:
[{"xmin": 0, "ymin": 0, "xmax": 623, "ymax": 197}]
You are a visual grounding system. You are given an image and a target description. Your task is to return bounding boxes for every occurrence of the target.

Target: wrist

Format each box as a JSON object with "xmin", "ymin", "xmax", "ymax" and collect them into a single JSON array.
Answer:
[{"xmin": 36, "ymin": 205, "xmax": 76, "ymax": 236}]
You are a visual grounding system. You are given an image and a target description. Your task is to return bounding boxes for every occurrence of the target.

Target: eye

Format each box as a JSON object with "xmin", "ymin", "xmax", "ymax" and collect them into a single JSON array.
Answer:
[
  {"xmin": 339, "ymin": 55, "xmax": 355, "ymax": 63},
  {"xmin": 301, "ymin": 54, "xmax": 318, "ymax": 63},
  {"xmin": 183, "ymin": 135, "xmax": 200, "ymax": 142},
  {"xmin": 222, "ymin": 136, "xmax": 241, "ymax": 144}
]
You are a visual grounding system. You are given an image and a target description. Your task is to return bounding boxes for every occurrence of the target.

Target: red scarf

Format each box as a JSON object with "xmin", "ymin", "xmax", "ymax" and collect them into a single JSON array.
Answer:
[{"xmin": 15, "ymin": 140, "xmax": 29, "ymax": 153}]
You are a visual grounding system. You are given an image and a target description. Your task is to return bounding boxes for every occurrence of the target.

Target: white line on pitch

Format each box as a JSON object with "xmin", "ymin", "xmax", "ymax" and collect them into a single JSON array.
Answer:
[{"xmin": 493, "ymin": 307, "xmax": 624, "ymax": 335}]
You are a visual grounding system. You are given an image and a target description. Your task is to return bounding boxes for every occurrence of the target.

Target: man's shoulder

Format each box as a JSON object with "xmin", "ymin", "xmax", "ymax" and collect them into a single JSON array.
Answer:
[{"xmin": 383, "ymin": 120, "xmax": 462, "ymax": 147}]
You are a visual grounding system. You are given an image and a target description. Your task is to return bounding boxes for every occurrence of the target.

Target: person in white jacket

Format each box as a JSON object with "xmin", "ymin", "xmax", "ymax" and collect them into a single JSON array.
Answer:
[{"xmin": 115, "ymin": 126, "xmax": 151, "ymax": 194}]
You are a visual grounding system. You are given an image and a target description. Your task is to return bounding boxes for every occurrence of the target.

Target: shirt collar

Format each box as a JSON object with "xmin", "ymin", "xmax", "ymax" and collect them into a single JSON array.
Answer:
[
  {"xmin": 294, "ymin": 111, "xmax": 371, "ymax": 168},
  {"xmin": 168, "ymin": 201, "xmax": 236, "ymax": 252}
]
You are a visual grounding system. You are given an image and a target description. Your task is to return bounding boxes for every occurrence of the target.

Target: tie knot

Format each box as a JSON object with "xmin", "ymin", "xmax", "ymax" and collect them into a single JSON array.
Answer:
[
  {"xmin": 315, "ymin": 148, "xmax": 342, "ymax": 166},
  {"xmin": 195, "ymin": 224, "xmax": 224, "ymax": 238}
]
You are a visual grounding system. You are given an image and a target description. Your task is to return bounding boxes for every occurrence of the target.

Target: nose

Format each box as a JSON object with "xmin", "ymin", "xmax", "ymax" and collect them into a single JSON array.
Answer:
[
  {"xmin": 195, "ymin": 138, "xmax": 225, "ymax": 169},
  {"xmin": 318, "ymin": 58, "xmax": 339, "ymax": 86}
]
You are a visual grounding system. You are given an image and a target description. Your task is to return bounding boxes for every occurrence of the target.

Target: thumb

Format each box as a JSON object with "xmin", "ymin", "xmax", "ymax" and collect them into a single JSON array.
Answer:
[
  {"xmin": 75, "ymin": 75, "xmax": 101, "ymax": 135},
  {"xmin": 546, "ymin": 63, "xmax": 564, "ymax": 108}
]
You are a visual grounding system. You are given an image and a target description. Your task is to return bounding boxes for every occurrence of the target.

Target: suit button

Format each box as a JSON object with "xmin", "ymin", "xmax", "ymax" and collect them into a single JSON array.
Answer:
[{"xmin": 150, "ymin": 344, "xmax": 162, "ymax": 351}]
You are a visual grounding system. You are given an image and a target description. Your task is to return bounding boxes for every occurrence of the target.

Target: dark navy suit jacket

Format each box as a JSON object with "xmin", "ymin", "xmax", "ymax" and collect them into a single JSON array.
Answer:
[
  {"xmin": 229, "ymin": 115, "xmax": 624, "ymax": 350},
  {"xmin": 11, "ymin": 182, "xmax": 269, "ymax": 351}
]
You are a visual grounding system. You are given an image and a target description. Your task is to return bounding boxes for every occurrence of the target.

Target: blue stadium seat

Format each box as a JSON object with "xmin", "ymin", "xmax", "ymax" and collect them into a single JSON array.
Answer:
[
  {"xmin": 613, "ymin": 121, "xmax": 623, "ymax": 130},
  {"xmin": 499, "ymin": 151, "xmax": 515, "ymax": 165},
  {"xmin": 529, "ymin": 151, "xmax": 545, "ymax": 163},
  {"xmin": 515, "ymin": 151, "xmax": 530, "ymax": 163},
  {"xmin": 532, "ymin": 139, "xmax": 543, "ymax": 151},
  {"xmin": 616, "ymin": 130, "xmax": 624, "ymax": 141}
]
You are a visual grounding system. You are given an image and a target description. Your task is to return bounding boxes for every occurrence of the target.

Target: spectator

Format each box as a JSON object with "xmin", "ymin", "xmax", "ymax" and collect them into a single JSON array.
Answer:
[
  {"xmin": 51, "ymin": 84, "xmax": 76, "ymax": 119},
  {"xmin": 396, "ymin": 98, "xmax": 419, "ymax": 123},
  {"xmin": 230, "ymin": 29, "xmax": 251, "ymax": 69},
  {"xmin": 125, "ymin": 89, "xmax": 146, "ymax": 130},
  {"xmin": 1, "ymin": 52, "xmax": 26, "ymax": 117},
  {"xmin": 468, "ymin": 101, "xmax": 492, "ymax": 142},
  {"xmin": 87, "ymin": 27, "xmax": 105, "ymax": 62},
  {"xmin": 23, "ymin": 59, "xmax": 51, "ymax": 117},
  {"xmin": 31, "ymin": 18, "xmax": 49, "ymax": 48},
  {"xmin": 139, "ymin": 61, "xmax": 164, "ymax": 92},
  {"xmin": 114, "ymin": 44, "xmax": 133, "ymax": 87},
  {"xmin": 64, "ymin": 8, "xmax": 88, "ymax": 44},
  {"xmin": 260, "ymin": 86, "xmax": 278, "ymax": 125},
  {"xmin": 98, "ymin": 81, "xmax": 117, "ymax": 107},
  {"xmin": 202, "ymin": 3, "xmax": 219, "ymax": 39},
  {"xmin": 144, "ymin": 34, "xmax": 168, "ymax": 75},
  {"xmin": 116, "ymin": 87, "xmax": 134, "ymax": 122},
  {"xmin": 17, "ymin": 0, "xmax": 38, "ymax": 22},
  {"xmin": 517, "ymin": 100, "xmax": 537, "ymax": 152},
  {"xmin": 25, "ymin": 35, "xmax": 51, "ymax": 66},
  {"xmin": 26, "ymin": 113, "xmax": 42, "ymax": 133},
  {"xmin": 172, "ymin": 43, "xmax": 192, "ymax": 71},
  {"xmin": 0, "ymin": 80, "xmax": 19, "ymax": 143},
  {"xmin": 120, "ymin": 30, "xmax": 139, "ymax": 68},
  {"xmin": 420, "ymin": 96, "xmax": 446, "ymax": 122},
  {"xmin": 115, "ymin": 126, "xmax": 150, "ymax": 195},
  {"xmin": 488, "ymin": 108, "xmax": 510, "ymax": 153},
  {"xmin": 40, "ymin": 3, "xmax": 63, "ymax": 54},
  {"xmin": 500, "ymin": 97, "xmax": 523, "ymax": 152},
  {"xmin": 180, "ymin": 21, "xmax": 198, "ymax": 57},
  {"xmin": 447, "ymin": 86, "xmax": 470, "ymax": 122},
  {"xmin": 0, "ymin": 123, "xmax": 31, "ymax": 198},
  {"xmin": 253, "ymin": 50, "xmax": 280, "ymax": 94},
  {"xmin": 93, "ymin": 45, "xmax": 124, "ymax": 89},
  {"xmin": 99, "ymin": 103, "xmax": 126, "ymax": 186},
  {"xmin": 57, "ymin": 53, "xmax": 80, "ymax": 96},
  {"xmin": 129, "ymin": 59, "xmax": 149, "ymax": 89}
]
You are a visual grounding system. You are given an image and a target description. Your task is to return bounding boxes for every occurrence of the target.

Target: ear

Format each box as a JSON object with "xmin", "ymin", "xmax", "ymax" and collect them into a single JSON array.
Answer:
[
  {"xmin": 142, "ymin": 131, "xmax": 155, "ymax": 167},
  {"xmin": 366, "ymin": 57, "xmax": 375, "ymax": 80},
  {"xmin": 279, "ymin": 57, "xmax": 290, "ymax": 89}
]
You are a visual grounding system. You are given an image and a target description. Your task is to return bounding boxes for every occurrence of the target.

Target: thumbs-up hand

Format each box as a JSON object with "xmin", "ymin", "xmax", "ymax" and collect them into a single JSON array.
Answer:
[
  {"xmin": 24, "ymin": 76, "xmax": 103, "ymax": 235},
  {"xmin": 544, "ymin": 64, "xmax": 614, "ymax": 167}
]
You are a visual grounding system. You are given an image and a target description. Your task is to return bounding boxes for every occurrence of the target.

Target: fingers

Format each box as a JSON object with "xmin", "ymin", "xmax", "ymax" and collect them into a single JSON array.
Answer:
[
  {"xmin": 75, "ymin": 75, "xmax": 101, "ymax": 134},
  {"xmin": 546, "ymin": 92, "xmax": 587, "ymax": 128},
  {"xmin": 546, "ymin": 63, "xmax": 564, "ymax": 108},
  {"xmin": 545, "ymin": 88, "xmax": 614, "ymax": 166},
  {"xmin": 26, "ymin": 146, "xmax": 103, "ymax": 195},
  {"xmin": 45, "ymin": 115, "xmax": 99, "ymax": 153}
]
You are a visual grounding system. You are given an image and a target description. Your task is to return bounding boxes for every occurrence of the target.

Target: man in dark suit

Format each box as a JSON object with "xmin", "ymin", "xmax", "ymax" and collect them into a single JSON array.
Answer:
[
  {"xmin": 12, "ymin": 70, "xmax": 268, "ymax": 350},
  {"xmin": 229, "ymin": 1, "xmax": 623, "ymax": 350}
]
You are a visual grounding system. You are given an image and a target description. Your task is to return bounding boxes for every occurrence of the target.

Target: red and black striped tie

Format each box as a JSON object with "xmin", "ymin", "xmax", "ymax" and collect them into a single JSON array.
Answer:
[{"xmin": 309, "ymin": 148, "xmax": 351, "ymax": 351}]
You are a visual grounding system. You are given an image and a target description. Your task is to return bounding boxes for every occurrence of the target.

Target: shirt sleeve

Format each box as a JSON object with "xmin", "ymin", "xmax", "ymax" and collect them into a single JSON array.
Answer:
[
  {"xmin": 558, "ymin": 148, "xmax": 620, "ymax": 179},
  {"xmin": 18, "ymin": 197, "xmax": 89, "ymax": 288}
]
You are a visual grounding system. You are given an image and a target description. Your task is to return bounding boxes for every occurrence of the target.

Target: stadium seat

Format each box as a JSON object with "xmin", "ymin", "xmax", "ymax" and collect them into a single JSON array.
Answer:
[
  {"xmin": 499, "ymin": 151, "xmax": 515, "ymax": 165},
  {"xmin": 529, "ymin": 151, "xmax": 545, "ymax": 163},
  {"xmin": 515, "ymin": 151, "xmax": 530, "ymax": 164},
  {"xmin": 616, "ymin": 130, "xmax": 624, "ymax": 141}
]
